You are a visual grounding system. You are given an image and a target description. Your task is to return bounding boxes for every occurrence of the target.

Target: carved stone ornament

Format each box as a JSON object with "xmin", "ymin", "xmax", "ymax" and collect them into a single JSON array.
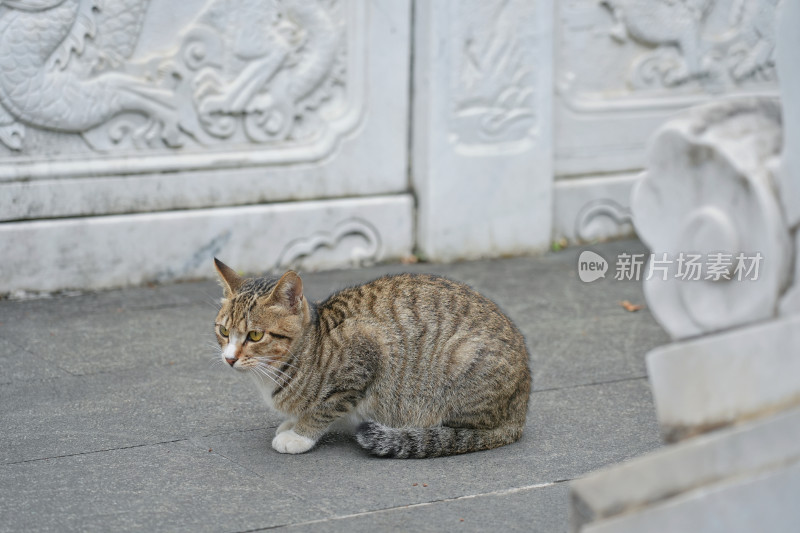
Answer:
[
  {"xmin": 558, "ymin": 0, "xmax": 779, "ymax": 107},
  {"xmin": 631, "ymin": 97, "xmax": 792, "ymax": 340},
  {"xmin": 0, "ymin": 0, "xmax": 354, "ymax": 159},
  {"xmin": 274, "ymin": 218, "xmax": 380, "ymax": 272},
  {"xmin": 600, "ymin": 0, "xmax": 779, "ymax": 90},
  {"xmin": 575, "ymin": 198, "xmax": 633, "ymax": 243},
  {"xmin": 448, "ymin": 0, "xmax": 538, "ymax": 153}
]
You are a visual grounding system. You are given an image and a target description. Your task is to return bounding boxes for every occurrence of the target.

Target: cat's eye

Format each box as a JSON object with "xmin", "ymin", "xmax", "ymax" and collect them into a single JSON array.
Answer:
[
  {"xmin": 248, "ymin": 331, "xmax": 264, "ymax": 342},
  {"xmin": 218, "ymin": 325, "xmax": 229, "ymax": 337}
]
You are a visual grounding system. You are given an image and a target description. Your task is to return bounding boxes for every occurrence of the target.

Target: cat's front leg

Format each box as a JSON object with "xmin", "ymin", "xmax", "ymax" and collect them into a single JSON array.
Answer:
[
  {"xmin": 272, "ymin": 428, "xmax": 316, "ymax": 454},
  {"xmin": 272, "ymin": 389, "xmax": 365, "ymax": 454},
  {"xmin": 276, "ymin": 419, "xmax": 296, "ymax": 435},
  {"xmin": 271, "ymin": 412, "xmax": 332, "ymax": 454}
]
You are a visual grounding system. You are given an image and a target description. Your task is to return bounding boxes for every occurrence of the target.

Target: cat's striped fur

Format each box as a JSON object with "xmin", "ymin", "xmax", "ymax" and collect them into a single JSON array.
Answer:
[{"xmin": 213, "ymin": 258, "xmax": 531, "ymax": 458}]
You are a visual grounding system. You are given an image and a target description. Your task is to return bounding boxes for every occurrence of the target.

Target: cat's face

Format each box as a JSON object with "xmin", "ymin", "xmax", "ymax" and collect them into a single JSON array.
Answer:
[{"xmin": 213, "ymin": 259, "xmax": 306, "ymax": 372}]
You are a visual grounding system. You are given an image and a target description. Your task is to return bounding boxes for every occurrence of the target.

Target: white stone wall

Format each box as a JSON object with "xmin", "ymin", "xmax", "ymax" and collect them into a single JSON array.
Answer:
[
  {"xmin": 0, "ymin": 0, "xmax": 413, "ymax": 294},
  {"xmin": 0, "ymin": 0, "xmax": 785, "ymax": 293}
]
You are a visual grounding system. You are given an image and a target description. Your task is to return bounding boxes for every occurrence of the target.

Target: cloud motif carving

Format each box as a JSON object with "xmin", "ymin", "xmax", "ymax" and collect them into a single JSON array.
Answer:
[{"xmin": 275, "ymin": 218, "xmax": 381, "ymax": 272}]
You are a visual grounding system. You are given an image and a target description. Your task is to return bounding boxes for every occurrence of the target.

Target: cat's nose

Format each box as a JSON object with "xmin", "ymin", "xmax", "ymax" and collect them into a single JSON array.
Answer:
[{"xmin": 225, "ymin": 357, "xmax": 237, "ymax": 367}]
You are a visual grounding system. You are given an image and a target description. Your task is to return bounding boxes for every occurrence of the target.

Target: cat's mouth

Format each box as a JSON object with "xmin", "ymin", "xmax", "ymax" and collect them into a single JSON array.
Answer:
[
  {"xmin": 225, "ymin": 357, "xmax": 245, "ymax": 370},
  {"xmin": 229, "ymin": 358, "xmax": 257, "ymax": 372}
]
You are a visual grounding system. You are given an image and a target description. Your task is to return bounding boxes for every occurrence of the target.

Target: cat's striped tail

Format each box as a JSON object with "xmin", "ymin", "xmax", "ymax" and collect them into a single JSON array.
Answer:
[{"xmin": 355, "ymin": 421, "xmax": 523, "ymax": 458}]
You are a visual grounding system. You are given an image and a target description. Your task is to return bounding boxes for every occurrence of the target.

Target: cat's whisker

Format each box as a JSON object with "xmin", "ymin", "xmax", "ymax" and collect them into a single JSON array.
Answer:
[
  {"xmin": 256, "ymin": 364, "xmax": 290, "ymax": 386},
  {"xmin": 208, "ymin": 358, "xmax": 227, "ymax": 370},
  {"xmin": 201, "ymin": 292, "xmax": 223, "ymax": 311},
  {"xmin": 249, "ymin": 367, "xmax": 272, "ymax": 386},
  {"xmin": 257, "ymin": 361, "xmax": 296, "ymax": 383},
  {"xmin": 285, "ymin": 349, "xmax": 303, "ymax": 368},
  {"xmin": 254, "ymin": 362, "xmax": 316, "ymax": 403},
  {"xmin": 278, "ymin": 360, "xmax": 301, "ymax": 371},
  {"xmin": 252, "ymin": 364, "xmax": 285, "ymax": 384},
  {"xmin": 251, "ymin": 366, "xmax": 284, "ymax": 389},
  {"xmin": 255, "ymin": 356, "xmax": 300, "ymax": 371},
  {"xmin": 206, "ymin": 341, "xmax": 228, "ymax": 370},
  {"xmin": 209, "ymin": 356, "xmax": 226, "ymax": 366}
]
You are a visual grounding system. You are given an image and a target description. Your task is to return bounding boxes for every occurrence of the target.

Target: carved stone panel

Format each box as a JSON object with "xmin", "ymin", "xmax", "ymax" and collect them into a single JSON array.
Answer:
[
  {"xmin": 413, "ymin": 0, "xmax": 553, "ymax": 261},
  {"xmin": 0, "ymin": 0, "xmax": 411, "ymax": 219},
  {"xmin": 556, "ymin": 0, "xmax": 780, "ymax": 177},
  {"xmin": 447, "ymin": 0, "xmax": 540, "ymax": 153},
  {"xmin": 0, "ymin": 0, "xmax": 354, "ymax": 159}
]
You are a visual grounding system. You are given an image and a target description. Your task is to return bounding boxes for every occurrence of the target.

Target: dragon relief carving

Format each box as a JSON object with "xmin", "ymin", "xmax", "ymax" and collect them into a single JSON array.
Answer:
[
  {"xmin": 0, "ymin": 0, "xmax": 346, "ymax": 152},
  {"xmin": 600, "ymin": 0, "xmax": 779, "ymax": 89}
]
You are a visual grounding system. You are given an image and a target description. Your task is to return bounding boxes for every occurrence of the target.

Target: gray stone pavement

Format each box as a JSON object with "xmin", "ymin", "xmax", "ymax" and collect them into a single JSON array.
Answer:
[{"xmin": 0, "ymin": 240, "xmax": 669, "ymax": 532}]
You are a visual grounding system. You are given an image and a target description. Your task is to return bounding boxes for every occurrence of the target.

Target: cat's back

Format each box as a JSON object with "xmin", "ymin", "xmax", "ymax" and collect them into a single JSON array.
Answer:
[{"xmin": 319, "ymin": 273, "xmax": 525, "ymax": 348}]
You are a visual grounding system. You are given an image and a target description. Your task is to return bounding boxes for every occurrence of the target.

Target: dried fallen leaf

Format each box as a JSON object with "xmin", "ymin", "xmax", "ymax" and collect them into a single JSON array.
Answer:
[
  {"xmin": 400, "ymin": 255, "xmax": 419, "ymax": 264},
  {"xmin": 619, "ymin": 300, "xmax": 644, "ymax": 312}
]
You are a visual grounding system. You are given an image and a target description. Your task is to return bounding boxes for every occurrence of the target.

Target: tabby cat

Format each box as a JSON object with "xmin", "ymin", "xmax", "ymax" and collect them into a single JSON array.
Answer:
[{"xmin": 213, "ymin": 258, "xmax": 531, "ymax": 458}]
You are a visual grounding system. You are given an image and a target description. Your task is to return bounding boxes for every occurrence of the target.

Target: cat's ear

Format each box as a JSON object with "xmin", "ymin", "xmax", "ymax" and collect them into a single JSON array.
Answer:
[
  {"xmin": 273, "ymin": 270, "xmax": 304, "ymax": 311},
  {"xmin": 214, "ymin": 258, "xmax": 243, "ymax": 298}
]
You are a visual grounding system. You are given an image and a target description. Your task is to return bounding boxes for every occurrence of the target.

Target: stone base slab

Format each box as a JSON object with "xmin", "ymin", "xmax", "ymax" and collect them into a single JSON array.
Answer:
[
  {"xmin": 646, "ymin": 315, "xmax": 800, "ymax": 441},
  {"xmin": 571, "ymin": 406, "xmax": 800, "ymax": 532},
  {"xmin": 0, "ymin": 195, "xmax": 413, "ymax": 295},
  {"xmin": 582, "ymin": 460, "xmax": 800, "ymax": 533}
]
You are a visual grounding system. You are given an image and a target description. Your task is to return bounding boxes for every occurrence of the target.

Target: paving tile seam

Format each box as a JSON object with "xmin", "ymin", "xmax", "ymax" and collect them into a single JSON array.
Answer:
[
  {"xmin": 0, "ymin": 375, "xmax": 652, "ymax": 464},
  {"xmin": 1, "ymin": 438, "xmax": 190, "ymax": 466},
  {"xmin": 2, "ymin": 429, "xmax": 317, "ymax": 509},
  {"xmin": 1, "ymin": 426, "xmax": 277, "ymax": 466},
  {"xmin": 235, "ymin": 480, "xmax": 572, "ymax": 532},
  {"xmin": 533, "ymin": 374, "xmax": 648, "ymax": 394},
  {"xmin": 201, "ymin": 425, "xmax": 277, "ymax": 438},
  {"xmin": 159, "ymin": 374, "xmax": 649, "ymax": 447},
  {"xmin": 190, "ymin": 438, "xmax": 319, "ymax": 509}
]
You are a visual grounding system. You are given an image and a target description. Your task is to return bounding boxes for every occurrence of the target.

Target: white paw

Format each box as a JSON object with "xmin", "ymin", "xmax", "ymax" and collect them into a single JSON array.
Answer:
[
  {"xmin": 272, "ymin": 429, "xmax": 316, "ymax": 454},
  {"xmin": 276, "ymin": 419, "xmax": 296, "ymax": 435}
]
